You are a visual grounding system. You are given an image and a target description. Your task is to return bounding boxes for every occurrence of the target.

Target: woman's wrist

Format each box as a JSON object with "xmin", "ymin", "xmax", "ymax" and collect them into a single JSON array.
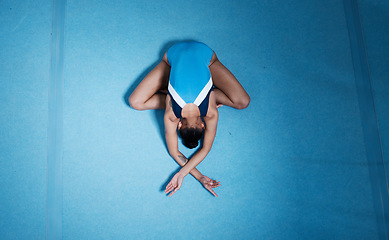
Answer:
[
  {"xmin": 197, "ymin": 174, "xmax": 205, "ymax": 182},
  {"xmin": 178, "ymin": 168, "xmax": 189, "ymax": 178}
]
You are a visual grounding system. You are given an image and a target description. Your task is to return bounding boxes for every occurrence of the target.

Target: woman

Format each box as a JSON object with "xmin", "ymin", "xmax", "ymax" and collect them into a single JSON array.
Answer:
[{"xmin": 129, "ymin": 41, "xmax": 250, "ymax": 197}]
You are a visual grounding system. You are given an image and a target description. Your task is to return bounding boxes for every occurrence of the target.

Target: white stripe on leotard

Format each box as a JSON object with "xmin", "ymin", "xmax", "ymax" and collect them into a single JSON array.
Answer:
[
  {"xmin": 194, "ymin": 77, "xmax": 213, "ymax": 106},
  {"xmin": 168, "ymin": 82, "xmax": 187, "ymax": 108}
]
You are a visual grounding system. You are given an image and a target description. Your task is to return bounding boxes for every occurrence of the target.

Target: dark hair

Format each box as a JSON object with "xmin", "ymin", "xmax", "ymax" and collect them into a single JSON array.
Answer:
[{"xmin": 179, "ymin": 127, "xmax": 204, "ymax": 149}]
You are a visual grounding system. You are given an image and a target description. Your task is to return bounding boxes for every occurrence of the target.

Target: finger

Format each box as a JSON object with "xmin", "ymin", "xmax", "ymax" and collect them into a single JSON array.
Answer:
[
  {"xmin": 210, "ymin": 181, "xmax": 220, "ymax": 188},
  {"xmin": 166, "ymin": 184, "xmax": 177, "ymax": 194},
  {"xmin": 169, "ymin": 188, "xmax": 179, "ymax": 197},
  {"xmin": 165, "ymin": 183, "xmax": 175, "ymax": 193},
  {"xmin": 165, "ymin": 186, "xmax": 172, "ymax": 194},
  {"xmin": 206, "ymin": 187, "xmax": 218, "ymax": 197},
  {"xmin": 165, "ymin": 183, "xmax": 172, "ymax": 193}
]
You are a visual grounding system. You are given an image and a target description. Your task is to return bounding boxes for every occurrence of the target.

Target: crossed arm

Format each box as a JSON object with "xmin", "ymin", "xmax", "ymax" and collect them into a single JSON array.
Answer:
[{"xmin": 164, "ymin": 96, "xmax": 220, "ymax": 197}]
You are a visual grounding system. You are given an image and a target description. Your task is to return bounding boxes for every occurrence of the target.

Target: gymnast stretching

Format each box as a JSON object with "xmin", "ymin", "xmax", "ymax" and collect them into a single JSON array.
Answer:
[{"xmin": 129, "ymin": 41, "xmax": 250, "ymax": 197}]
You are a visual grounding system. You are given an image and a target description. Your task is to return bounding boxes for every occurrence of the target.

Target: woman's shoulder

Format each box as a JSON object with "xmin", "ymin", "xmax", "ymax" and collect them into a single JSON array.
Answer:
[
  {"xmin": 164, "ymin": 94, "xmax": 179, "ymax": 122},
  {"xmin": 204, "ymin": 91, "xmax": 219, "ymax": 120}
]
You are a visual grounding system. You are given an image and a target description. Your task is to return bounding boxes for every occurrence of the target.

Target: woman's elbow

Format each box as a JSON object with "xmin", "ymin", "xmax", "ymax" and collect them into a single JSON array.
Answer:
[{"xmin": 168, "ymin": 149, "xmax": 178, "ymax": 158}]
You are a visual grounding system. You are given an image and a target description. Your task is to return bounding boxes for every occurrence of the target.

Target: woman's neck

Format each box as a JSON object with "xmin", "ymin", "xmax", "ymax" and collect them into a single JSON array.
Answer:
[{"xmin": 181, "ymin": 103, "xmax": 200, "ymax": 118}]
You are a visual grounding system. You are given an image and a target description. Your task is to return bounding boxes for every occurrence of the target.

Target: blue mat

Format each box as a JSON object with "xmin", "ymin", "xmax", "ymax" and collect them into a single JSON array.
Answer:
[{"xmin": 1, "ymin": 0, "xmax": 389, "ymax": 239}]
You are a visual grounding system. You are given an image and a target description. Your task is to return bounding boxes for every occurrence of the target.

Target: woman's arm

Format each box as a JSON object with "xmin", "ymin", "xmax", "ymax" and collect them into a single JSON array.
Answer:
[
  {"xmin": 165, "ymin": 110, "xmax": 219, "ymax": 196},
  {"xmin": 164, "ymin": 115, "xmax": 203, "ymax": 180},
  {"xmin": 164, "ymin": 95, "xmax": 220, "ymax": 196},
  {"xmin": 178, "ymin": 110, "xmax": 218, "ymax": 176},
  {"xmin": 165, "ymin": 92, "xmax": 219, "ymax": 196},
  {"xmin": 164, "ymin": 95, "xmax": 207, "ymax": 181}
]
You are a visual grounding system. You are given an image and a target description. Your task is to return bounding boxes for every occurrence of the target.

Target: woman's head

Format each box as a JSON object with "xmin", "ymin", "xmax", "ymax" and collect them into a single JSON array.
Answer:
[
  {"xmin": 179, "ymin": 127, "xmax": 204, "ymax": 149},
  {"xmin": 178, "ymin": 117, "xmax": 205, "ymax": 149}
]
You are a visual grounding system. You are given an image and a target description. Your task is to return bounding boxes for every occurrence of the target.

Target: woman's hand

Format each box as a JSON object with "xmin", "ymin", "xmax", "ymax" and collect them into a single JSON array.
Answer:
[
  {"xmin": 200, "ymin": 175, "xmax": 221, "ymax": 197},
  {"xmin": 165, "ymin": 172, "xmax": 185, "ymax": 197}
]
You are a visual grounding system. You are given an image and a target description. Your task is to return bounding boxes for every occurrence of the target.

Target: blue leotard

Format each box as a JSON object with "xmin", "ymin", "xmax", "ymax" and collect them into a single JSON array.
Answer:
[{"xmin": 167, "ymin": 41, "xmax": 214, "ymax": 119}]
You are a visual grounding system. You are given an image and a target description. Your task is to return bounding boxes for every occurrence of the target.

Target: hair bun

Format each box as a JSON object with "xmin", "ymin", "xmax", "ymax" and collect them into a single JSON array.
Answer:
[
  {"xmin": 185, "ymin": 140, "xmax": 199, "ymax": 149},
  {"xmin": 180, "ymin": 127, "xmax": 203, "ymax": 149}
]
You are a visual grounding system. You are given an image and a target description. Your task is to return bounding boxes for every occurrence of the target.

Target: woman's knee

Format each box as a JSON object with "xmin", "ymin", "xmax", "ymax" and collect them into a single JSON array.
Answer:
[
  {"xmin": 235, "ymin": 95, "xmax": 250, "ymax": 109},
  {"xmin": 129, "ymin": 94, "xmax": 145, "ymax": 110}
]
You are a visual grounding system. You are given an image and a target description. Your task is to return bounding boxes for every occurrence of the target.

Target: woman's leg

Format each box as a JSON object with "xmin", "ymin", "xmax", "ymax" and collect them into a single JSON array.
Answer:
[
  {"xmin": 209, "ymin": 54, "xmax": 250, "ymax": 109},
  {"xmin": 129, "ymin": 59, "xmax": 170, "ymax": 110}
]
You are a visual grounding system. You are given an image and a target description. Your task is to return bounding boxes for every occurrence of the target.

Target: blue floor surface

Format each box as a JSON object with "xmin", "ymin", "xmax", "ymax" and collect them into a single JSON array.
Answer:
[{"xmin": 1, "ymin": 0, "xmax": 388, "ymax": 239}]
